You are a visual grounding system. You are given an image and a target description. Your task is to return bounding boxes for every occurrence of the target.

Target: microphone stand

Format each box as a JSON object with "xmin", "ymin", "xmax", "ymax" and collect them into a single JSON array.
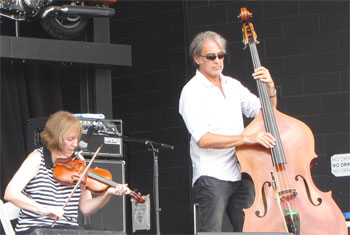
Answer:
[
  {"xmin": 148, "ymin": 142, "xmax": 161, "ymax": 235},
  {"xmin": 123, "ymin": 136, "xmax": 174, "ymax": 235}
]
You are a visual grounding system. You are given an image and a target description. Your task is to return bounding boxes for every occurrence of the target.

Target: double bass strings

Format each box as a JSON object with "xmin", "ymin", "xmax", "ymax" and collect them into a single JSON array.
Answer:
[{"xmin": 248, "ymin": 40, "xmax": 298, "ymax": 222}]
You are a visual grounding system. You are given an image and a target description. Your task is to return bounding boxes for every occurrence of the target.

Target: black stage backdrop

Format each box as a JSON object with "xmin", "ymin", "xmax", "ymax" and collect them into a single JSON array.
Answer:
[
  {"xmin": 0, "ymin": 1, "xmax": 349, "ymax": 234},
  {"xmin": 0, "ymin": 60, "xmax": 65, "ymax": 197}
]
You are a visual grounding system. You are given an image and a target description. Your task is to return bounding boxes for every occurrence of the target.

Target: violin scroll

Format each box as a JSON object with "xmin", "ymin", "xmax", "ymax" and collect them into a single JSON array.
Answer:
[{"xmin": 129, "ymin": 190, "xmax": 146, "ymax": 203}]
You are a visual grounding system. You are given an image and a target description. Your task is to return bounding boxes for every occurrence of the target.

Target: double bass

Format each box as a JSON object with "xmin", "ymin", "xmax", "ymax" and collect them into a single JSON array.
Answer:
[{"xmin": 236, "ymin": 7, "xmax": 347, "ymax": 235}]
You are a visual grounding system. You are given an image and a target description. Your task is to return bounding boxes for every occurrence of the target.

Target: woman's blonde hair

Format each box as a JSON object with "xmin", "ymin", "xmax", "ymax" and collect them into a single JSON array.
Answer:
[{"xmin": 40, "ymin": 111, "xmax": 82, "ymax": 152}]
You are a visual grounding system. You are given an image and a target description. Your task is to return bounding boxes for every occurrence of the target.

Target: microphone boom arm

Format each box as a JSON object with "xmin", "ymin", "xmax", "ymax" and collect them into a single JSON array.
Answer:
[{"xmin": 123, "ymin": 136, "xmax": 174, "ymax": 150}]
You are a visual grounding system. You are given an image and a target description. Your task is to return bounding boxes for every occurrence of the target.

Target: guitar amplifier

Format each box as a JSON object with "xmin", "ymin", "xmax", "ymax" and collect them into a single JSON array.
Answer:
[
  {"xmin": 79, "ymin": 118, "xmax": 123, "ymax": 159},
  {"xmin": 26, "ymin": 117, "xmax": 123, "ymax": 159}
]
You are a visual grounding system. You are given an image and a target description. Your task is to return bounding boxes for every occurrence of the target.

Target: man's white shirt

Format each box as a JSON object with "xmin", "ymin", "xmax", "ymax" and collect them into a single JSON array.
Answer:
[{"xmin": 179, "ymin": 70, "xmax": 261, "ymax": 184}]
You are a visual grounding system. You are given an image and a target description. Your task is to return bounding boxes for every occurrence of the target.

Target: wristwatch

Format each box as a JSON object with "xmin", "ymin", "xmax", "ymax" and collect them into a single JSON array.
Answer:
[{"xmin": 269, "ymin": 89, "xmax": 277, "ymax": 98}]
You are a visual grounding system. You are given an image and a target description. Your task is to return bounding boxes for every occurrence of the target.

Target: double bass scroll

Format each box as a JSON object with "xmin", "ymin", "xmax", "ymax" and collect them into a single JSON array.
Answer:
[{"xmin": 236, "ymin": 7, "xmax": 347, "ymax": 235}]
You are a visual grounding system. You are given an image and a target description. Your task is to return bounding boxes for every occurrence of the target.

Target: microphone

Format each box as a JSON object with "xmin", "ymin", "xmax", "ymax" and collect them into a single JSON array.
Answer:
[
  {"xmin": 79, "ymin": 126, "xmax": 96, "ymax": 150},
  {"xmin": 159, "ymin": 143, "xmax": 175, "ymax": 150},
  {"xmin": 145, "ymin": 140, "xmax": 175, "ymax": 150}
]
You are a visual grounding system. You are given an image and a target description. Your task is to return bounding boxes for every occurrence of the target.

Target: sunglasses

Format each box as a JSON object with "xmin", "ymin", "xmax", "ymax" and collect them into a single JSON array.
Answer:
[{"xmin": 200, "ymin": 52, "xmax": 226, "ymax": 61}]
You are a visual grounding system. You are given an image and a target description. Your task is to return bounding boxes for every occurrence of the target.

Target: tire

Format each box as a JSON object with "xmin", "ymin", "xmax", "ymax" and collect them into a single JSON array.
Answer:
[{"xmin": 40, "ymin": 14, "xmax": 89, "ymax": 40}]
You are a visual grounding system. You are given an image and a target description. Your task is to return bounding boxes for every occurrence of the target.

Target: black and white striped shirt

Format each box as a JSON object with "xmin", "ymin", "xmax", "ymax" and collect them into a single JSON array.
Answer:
[{"xmin": 15, "ymin": 148, "xmax": 81, "ymax": 232}]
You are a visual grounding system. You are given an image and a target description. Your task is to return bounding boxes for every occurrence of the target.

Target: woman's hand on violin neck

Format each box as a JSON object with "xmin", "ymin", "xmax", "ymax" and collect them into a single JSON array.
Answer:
[
  {"xmin": 39, "ymin": 205, "xmax": 64, "ymax": 220},
  {"xmin": 243, "ymin": 132, "xmax": 276, "ymax": 149},
  {"xmin": 107, "ymin": 184, "xmax": 131, "ymax": 196}
]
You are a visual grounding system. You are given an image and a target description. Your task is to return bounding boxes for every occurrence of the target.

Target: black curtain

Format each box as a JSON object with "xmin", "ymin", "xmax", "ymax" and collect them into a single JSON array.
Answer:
[{"xmin": 0, "ymin": 61, "xmax": 63, "ymax": 198}]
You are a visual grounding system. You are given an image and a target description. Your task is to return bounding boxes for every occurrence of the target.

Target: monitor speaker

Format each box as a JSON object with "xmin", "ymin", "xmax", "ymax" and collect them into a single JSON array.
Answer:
[
  {"xmin": 193, "ymin": 203, "xmax": 233, "ymax": 232},
  {"xmin": 193, "ymin": 204, "xmax": 291, "ymax": 234},
  {"xmin": 79, "ymin": 160, "xmax": 126, "ymax": 233},
  {"xmin": 197, "ymin": 233, "xmax": 291, "ymax": 235}
]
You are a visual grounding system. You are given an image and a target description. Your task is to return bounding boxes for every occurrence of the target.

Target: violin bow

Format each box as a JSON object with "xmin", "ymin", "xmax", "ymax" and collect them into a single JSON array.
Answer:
[{"xmin": 51, "ymin": 145, "xmax": 103, "ymax": 227}]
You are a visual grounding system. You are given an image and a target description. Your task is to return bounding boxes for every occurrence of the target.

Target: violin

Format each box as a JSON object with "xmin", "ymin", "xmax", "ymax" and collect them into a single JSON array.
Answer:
[{"xmin": 53, "ymin": 154, "xmax": 146, "ymax": 203}]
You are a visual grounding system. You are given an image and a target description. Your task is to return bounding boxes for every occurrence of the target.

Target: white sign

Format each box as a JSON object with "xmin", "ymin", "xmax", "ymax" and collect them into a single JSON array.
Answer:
[
  {"xmin": 132, "ymin": 194, "xmax": 151, "ymax": 232},
  {"xmin": 104, "ymin": 137, "xmax": 121, "ymax": 145},
  {"xmin": 331, "ymin": 153, "xmax": 350, "ymax": 177}
]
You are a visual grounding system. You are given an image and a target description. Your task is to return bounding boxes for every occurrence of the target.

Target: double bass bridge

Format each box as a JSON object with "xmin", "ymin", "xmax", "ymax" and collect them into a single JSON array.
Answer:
[{"xmin": 279, "ymin": 188, "xmax": 298, "ymax": 200}]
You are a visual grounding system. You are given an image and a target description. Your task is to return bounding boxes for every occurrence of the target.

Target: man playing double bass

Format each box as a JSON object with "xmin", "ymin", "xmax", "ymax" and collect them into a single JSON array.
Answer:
[{"xmin": 179, "ymin": 31, "xmax": 277, "ymax": 232}]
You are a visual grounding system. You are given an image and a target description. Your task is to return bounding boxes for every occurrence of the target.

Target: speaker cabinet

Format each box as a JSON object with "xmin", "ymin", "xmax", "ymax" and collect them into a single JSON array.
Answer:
[
  {"xmin": 26, "ymin": 117, "xmax": 47, "ymax": 154},
  {"xmin": 80, "ymin": 160, "xmax": 126, "ymax": 233},
  {"xmin": 30, "ymin": 228, "xmax": 125, "ymax": 234}
]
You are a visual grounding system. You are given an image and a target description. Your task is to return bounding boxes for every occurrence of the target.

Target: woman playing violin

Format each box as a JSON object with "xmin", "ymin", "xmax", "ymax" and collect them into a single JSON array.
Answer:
[{"xmin": 4, "ymin": 110, "xmax": 130, "ymax": 234}]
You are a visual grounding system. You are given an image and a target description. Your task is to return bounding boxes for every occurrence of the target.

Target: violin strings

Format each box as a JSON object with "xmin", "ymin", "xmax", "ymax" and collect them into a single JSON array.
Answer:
[{"xmin": 249, "ymin": 42, "xmax": 296, "ymax": 213}]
